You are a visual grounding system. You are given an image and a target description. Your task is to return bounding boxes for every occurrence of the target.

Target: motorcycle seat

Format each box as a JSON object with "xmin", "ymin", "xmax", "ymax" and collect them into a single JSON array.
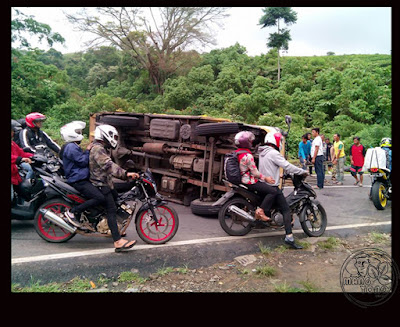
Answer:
[{"xmin": 53, "ymin": 175, "xmax": 82, "ymax": 196}]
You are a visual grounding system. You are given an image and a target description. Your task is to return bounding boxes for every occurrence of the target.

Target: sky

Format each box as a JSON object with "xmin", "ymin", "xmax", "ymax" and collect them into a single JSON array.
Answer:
[{"xmin": 12, "ymin": 7, "xmax": 392, "ymax": 57}]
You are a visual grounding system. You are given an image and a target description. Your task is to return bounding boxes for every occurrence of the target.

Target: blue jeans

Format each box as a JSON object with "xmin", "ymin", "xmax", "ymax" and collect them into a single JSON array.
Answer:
[
  {"xmin": 20, "ymin": 162, "xmax": 34, "ymax": 179},
  {"xmin": 315, "ymin": 155, "xmax": 325, "ymax": 189}
]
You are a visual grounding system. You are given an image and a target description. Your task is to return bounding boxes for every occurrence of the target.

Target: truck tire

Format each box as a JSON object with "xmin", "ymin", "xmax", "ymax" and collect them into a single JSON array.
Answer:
[
  {"xmin": 190, "ymin": 198, "xmax": 221, "ymax": 217},
  {"xmin": 100, "ymin": 115, "xmax": 140, "ymax": 127},
  {"xmin": 195, "ymin": 122, "xmax": 239, "ymax": 136}
]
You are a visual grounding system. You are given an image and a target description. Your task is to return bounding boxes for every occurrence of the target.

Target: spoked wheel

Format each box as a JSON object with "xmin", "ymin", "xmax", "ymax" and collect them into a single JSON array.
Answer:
[
  {"xmin": 218, "ymin": 197, "xmax": 254, "ymax": 236},
  {"xmin": 34, "ymin": 199, "xmax": 76, "ymax": 243},
  {"xmin": 299, "ymin": 202, "xmax": 327, "ymax": 237},
  {"xmin": 136, "ymin": 205, "xmax": 179, "ymax": 244}
]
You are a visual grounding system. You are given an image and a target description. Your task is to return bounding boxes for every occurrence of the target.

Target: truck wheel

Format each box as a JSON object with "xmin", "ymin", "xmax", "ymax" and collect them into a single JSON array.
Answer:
[
  {"xmin": 100, "ymin": 115, "xmax": 140, "ymax": 127},
  {"xmin": 195, "ymin": 122, "xmax": 239, "ymax": 136},
  {"xmin": 190, "ymin": 198, "xmax": 221, "ymax": 217}
]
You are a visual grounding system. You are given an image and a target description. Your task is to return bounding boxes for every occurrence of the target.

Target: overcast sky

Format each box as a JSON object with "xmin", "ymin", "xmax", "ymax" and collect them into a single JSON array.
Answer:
[{"xmin": 12, "ymin": 7, "xmax": 392, "ymax": 57}]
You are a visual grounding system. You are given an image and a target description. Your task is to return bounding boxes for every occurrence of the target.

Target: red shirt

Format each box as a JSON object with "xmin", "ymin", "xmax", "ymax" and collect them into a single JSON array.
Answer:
[{"xmin": 349, "ymin": 144, "xmax": 366, "ymax": 167}]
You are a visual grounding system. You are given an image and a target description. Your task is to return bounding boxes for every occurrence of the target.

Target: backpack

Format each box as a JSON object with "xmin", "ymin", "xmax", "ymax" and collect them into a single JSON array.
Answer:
[{"xmin": 224, "ymin": 150, "xmax": 248, "ymax": 185}]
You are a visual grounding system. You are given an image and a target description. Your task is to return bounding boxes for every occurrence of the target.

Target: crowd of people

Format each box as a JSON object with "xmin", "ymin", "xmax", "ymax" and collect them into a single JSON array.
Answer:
[{"xmin": 297, "ymin": 129, "xmax": 378, "ymax": 189}]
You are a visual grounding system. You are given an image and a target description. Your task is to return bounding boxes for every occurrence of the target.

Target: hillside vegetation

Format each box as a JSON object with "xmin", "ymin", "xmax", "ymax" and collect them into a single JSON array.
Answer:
[{"xmin": 11, "ymin": 44, "xmax": 391, "ymax": 160}]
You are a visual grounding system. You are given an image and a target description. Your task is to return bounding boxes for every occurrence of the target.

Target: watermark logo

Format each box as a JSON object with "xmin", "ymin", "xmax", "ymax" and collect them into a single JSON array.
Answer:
[{"xmin": 340, "ymin": 248, "xmax": 399, "ymax": 308}]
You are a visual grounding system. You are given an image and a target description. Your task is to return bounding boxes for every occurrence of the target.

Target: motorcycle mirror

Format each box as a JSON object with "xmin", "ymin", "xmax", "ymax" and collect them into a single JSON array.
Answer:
[{"xmin": 285, "ymin": 115, "xmax": 292, "ymax": 126}]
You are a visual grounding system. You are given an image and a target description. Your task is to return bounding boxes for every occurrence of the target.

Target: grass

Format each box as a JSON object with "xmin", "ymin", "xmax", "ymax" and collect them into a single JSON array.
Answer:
[
  {"xmin": 118, "ymin": 271, "xmax": 146, "ymax": 284},
  {"xmin": 318, "ymin": 236, "xmax": 341, "ymax": 250},
  {"xmin": 255, "ymin": 264, "xmax": 277, "ymax": 277},
  {"xmin": 258, "ymin": 242, "xmax": 273, "ymax": 255},
  {"xmin": 367, "ymin": 232, "xmax": 390, "ymax": 243},
  {"xmin": 273, "ymin": 280, "xmax": 320, "ymax": 292}
]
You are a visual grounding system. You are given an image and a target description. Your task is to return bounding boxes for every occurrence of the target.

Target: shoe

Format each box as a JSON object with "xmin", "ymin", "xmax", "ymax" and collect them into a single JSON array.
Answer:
[
  {"xmin": 284, "ymin": 237, "xmax": 303, "ymax": 249},
  {"xmin": 336, "ymin": 182, "xmax": 343, "ymax": 185},
  {"xmin": 359, "ymin": 183, "xmax": 363, "ymax": 187},
  {"xmin": 255, "ymin": 208, "xmax": 272, "ymax": 222},
  {"xmin": 65, "ymin": 210, "xmax": 81, "ymax": 227},
  {"xmin": 354, "ymin": 181, "xmax": 359, "ymax": 186}
]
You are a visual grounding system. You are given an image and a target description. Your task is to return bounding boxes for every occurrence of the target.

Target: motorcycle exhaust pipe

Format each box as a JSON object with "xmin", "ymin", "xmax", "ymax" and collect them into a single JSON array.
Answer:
[
  {"xmin": 228, "ymin": 205, "xmax": 256, "ymax": 222},
  {"xmin": 39, "ymin": 209, "xmax": 77, "ymax": 234}
]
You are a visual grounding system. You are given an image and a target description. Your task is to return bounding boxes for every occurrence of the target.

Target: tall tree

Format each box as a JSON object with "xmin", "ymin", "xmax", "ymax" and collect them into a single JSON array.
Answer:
[
  {"xmin": 66, "ymin": 7, "xmax": 229, "ymax": 94},
  {"xmin": 259, "ymin": 7, "xmax": 297, "ymax": 82}
]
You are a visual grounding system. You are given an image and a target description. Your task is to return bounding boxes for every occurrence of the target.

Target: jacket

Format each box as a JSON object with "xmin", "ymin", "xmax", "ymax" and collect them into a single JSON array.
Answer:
[
  {"xmin": 89, "ymin": 141, "xmax": 128, "ymax": 189},
  {"xmin": 11, "ymin": 141, "xmax": 33, "ymax": 185},
  {"xmin": 236, "ymin": 148, "xmax": 264, "ymax": 184},
  {"xmin": 258, "ymin": 145, "xmax": 305, "ymax": 186},
  {"xmin": 62, "ymin": 142, "xmax": 90, "ymax": 183},
  {"xmin": 19, "ymin": 126, "xmax": 60, "ymax": 154}
]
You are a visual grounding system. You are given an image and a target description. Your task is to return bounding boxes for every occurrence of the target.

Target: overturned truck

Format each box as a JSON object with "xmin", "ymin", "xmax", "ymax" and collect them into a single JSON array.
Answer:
[{"xmin": 89, "ymin": 112, "xmax": 288, "ymax": 215}]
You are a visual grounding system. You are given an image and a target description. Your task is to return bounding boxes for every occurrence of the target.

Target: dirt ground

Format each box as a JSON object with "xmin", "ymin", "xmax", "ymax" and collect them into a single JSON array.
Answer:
[{"xmin": 91, "ymin": 232, "xmax": 392, "ymax": 293}]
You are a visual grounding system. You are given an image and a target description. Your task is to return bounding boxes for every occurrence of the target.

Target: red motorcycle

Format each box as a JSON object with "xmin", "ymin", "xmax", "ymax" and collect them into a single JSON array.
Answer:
[{"xmin": 34, "ymin": 169, "xmax": 179, "ymax": 245}]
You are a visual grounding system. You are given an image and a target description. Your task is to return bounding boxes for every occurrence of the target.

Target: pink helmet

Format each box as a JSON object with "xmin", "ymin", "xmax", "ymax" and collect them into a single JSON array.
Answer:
[
  {"xmin": 234, "ymin": 131, "xmax": 255, "ymax": 149},
  {"xmin": 25, "ymin": 112, "xmax": 46, "ymax": 128}
]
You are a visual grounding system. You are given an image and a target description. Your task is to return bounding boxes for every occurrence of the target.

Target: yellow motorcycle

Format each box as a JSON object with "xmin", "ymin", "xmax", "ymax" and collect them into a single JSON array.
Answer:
[{"xmin": 369, "ymin": 168, "xmax": 391, "ymax": 210}]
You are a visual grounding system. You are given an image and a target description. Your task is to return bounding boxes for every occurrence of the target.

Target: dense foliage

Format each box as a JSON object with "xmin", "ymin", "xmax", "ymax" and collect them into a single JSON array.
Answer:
[{"xmin": 11, "ymin": 43, "xmax": 391, "ymax": 161}]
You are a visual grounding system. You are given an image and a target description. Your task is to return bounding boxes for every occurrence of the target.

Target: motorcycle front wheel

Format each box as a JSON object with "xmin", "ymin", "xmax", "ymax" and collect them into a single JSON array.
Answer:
[
  {"xmin": 371, "ymin": 181, "xmax": 387, "ymax": 210},
  {"xmin": 34, "ymin": 199, "xmax": 76, "ymax": 243},
  {"xmin": 135, "ymin": 204, "xmax": 179, "ymax": 244},
  {"xmin": 218, "ymin": 197, "xmax": 253, "ymax": 236},
  {"xmin": 299, "ymin": 202, "xmax": 327, "ymax": 237}
]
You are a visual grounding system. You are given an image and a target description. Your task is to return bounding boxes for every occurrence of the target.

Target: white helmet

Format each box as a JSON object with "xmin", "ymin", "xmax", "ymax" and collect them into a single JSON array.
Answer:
[
  {"xmin": 94, "ymin": 124, "xmax": 119, "ymax": 149},
  {"xmin": 60, "ymin": 121, "xmax": 86, "ymax": 143},
  {"xmin": 264, "ymin": 131, "xmax": 283, "ymax": 151}
]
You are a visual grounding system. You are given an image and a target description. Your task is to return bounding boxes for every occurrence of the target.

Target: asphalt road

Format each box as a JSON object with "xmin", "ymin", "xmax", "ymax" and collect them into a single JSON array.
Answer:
[{"xmin": 11, "ymin": 174, "xmax": 392, "ymax": 286}]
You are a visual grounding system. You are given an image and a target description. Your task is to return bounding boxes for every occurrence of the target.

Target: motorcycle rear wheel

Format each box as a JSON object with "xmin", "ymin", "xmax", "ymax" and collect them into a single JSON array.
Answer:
[
  {"xmin": 299, "ymin": 202, "xmax": 327, "ymax": 237},
  {"xmin": 136, "ymin": 205, "xmax": 179, "ymax": 244},
  {"xmin": 371, "ymin": 181, "xmax": 387, "ymax": 210},
  {"xmin": 218, "ymin": 197, "xmax": 253, "ymax": 236},
  {"xmin": 34, "ymin": 199, "xmax": 76, "ymax": 243}
]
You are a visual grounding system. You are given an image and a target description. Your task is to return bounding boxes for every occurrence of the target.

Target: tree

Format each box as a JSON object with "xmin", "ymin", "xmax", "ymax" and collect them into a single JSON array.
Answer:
[
  {"xmin": 11, "ymin": 9, "xmax": 65, "ymax": 50},
  {"xmin": 66, "ymin": 7, "xmax": 229, "ymax": 94},
  {"xmin": 259, "ymin": 7, "xmax": 297, "ymax": 82}
]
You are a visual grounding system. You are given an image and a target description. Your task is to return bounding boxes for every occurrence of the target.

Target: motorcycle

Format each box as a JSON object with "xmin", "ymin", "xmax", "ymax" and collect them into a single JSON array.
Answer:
[
  {"xmin": 11, "ymin": 153, "xmax": 60, "ymax": 220},
  {"xmin": 369, "ymin": 168, "xmax": 391, "ymax": 210},
  {"xmin": 218, "ymin": 173, "xmax": 327, "ymax": 237},
  {"xmin": 34, "ymin": 168, "xmax": 179, "ymax": 245}
]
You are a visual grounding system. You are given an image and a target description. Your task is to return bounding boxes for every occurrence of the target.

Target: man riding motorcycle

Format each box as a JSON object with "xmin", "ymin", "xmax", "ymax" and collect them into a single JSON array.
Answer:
[
  {"xmin": 60, "ymin": 121, "xmax": 105, "ymax": 229},
  {"xmin": 89, "ymin": 124, "xmax": 140, "ymax": 252},
  {"xmin": 19, "ymin": 112, "xmax": 60, "ymax": 154},
  {"xmin": 258, "ymin": 131, "xmax": 308, "ymax": 249}
]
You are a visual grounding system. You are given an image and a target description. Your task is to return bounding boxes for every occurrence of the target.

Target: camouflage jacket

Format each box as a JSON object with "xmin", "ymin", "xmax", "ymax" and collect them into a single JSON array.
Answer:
[{"xmin": 89, "ymin": 141, "xmax": 127, "ymax": 189}]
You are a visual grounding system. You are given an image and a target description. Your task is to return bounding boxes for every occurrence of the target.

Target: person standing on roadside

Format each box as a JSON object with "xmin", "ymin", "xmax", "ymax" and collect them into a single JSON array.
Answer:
[
  {"xmin": 311, "ymin": 128, "xmax": 325, "ymax": 189},
  {"xmin": 333, "ymin": 133, "xmax": 346, "ymax": 185},
  {"xmin": 298, "ymin": 134, "xmax": 310, "ymax": 170},
  {"xmin": 349, "ymin": 136, "xmax": 366, "ymax": 186},
  {"xmin": 306, "ymin": 132, "xmax": 313, "ymax": 175}
]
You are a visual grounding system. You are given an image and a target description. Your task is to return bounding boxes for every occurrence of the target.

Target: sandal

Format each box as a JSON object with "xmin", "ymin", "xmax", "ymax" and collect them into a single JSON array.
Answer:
[{"xmin": 115, "ymin": 240, "xmax": 137, "ymax": 253}]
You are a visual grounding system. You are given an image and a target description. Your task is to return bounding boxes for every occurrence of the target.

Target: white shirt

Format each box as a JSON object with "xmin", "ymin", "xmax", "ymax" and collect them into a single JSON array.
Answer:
[{"xmin": 311, "ymin": 135, "xmax": 324, "ymax": 157}]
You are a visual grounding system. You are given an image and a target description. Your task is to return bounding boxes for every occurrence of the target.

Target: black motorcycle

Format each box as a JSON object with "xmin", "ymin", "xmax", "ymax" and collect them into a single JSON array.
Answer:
[
  {"xmin": 11, "ymin": 153, "xmax": 60, "ymax": 220},
  {"xmin": 218, "ymin": 174, "xmax": 327, "ymax": 237},
  {"xmin": 34, "ymin": 169, "xmax": 179, "ymax": 245}
]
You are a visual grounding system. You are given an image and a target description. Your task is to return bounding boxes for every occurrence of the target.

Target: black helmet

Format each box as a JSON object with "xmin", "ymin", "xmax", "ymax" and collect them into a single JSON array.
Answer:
[{"xmin": 11, "ymin": 119, "xmax": 22, "ymax": 132}]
